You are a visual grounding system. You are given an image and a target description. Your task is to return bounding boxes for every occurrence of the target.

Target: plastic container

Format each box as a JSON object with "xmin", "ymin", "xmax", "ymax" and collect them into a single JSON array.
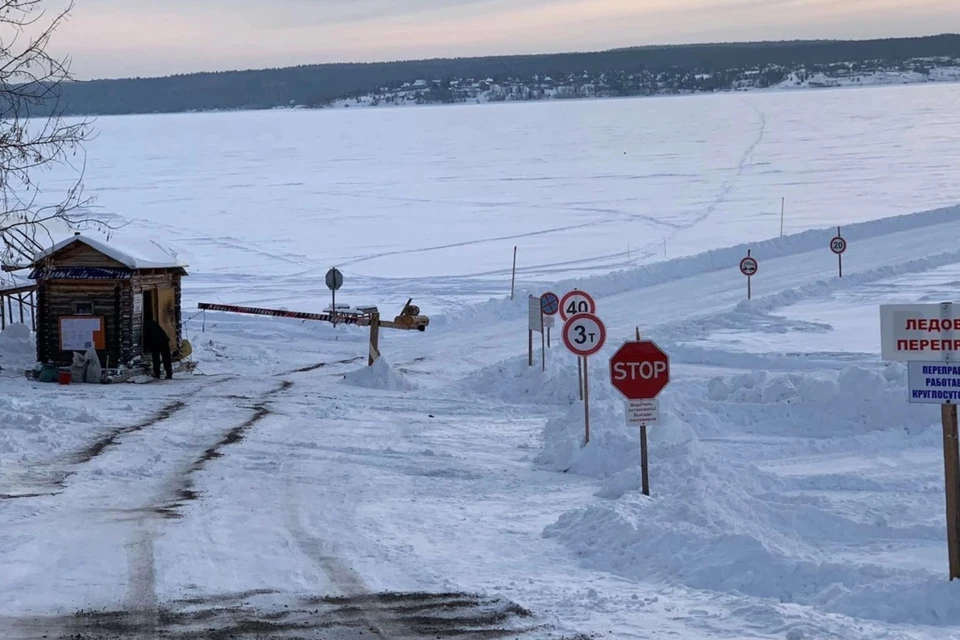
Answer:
[{"xmin": 58, "ymin": 370, "xmax": 72, "ymax": 385}]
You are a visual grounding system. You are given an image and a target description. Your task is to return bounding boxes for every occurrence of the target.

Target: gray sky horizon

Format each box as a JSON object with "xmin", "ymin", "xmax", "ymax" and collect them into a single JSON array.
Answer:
[{"xmin": 48, "ymin": 0, "xmax": 960, "ymax": 80}]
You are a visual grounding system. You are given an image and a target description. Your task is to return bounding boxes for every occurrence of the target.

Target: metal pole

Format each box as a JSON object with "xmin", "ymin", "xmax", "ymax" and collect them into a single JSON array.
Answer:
[
  {"xmin": 540, "ymin": 313, "xmax": 546, "ymax": 372},
  {"xmin": 780, "ymin": 197, "xmax": 785, "ymax": 237},
  {"xmin": 510, "ymin": 246, "xmax": 517, "ymax": 300},
  {"xmin": 943, "ymin": 403, "xmax": 960, "ymax": 580},
  {"xmin": 838, "ymin": 226, "xmax": 843, "ymax": 279},
  {"xmin": 583, "ymin": 356, "xmax": 590, "ymax": 445},
  {"xmin": 577, "ymin": 356, "xmax": 583, "ymax": 401},
  {"xmin": 640, "ymin": 424, "xmax": 650, "ymax": 496}
]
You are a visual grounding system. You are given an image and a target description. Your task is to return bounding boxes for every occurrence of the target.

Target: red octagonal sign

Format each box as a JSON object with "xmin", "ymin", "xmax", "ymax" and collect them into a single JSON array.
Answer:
[{"xmin": 609, "ymin": 340, "xmax": 670, "ymax": 400}]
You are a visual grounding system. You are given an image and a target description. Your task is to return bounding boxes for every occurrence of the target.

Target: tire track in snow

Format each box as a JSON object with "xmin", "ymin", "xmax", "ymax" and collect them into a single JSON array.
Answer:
[
  {"xmin": 150, "ymin": 379, "xmax": 292, "ymax": 519},
  {"xmin": 124, "ymin": 518, "xmax": 159, "ymax": 640},
  {"xmin": 0, "ymin": 377, "xmax": 235, "ymax": 501}
]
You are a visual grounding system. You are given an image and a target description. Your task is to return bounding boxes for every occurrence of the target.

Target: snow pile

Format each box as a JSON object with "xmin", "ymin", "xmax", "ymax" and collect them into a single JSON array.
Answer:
[
  {"xmin": 468, "ymin": 351, "xmax": 639, "ymax": 408},
  {"xmin": 0, "ymin": 323, "xmax": 34, "ymax": 371},
  {"xmin": 542, "ymin": 363, "xmax": 960, "ymax": 625},
  {"xmin": 544, "ymin": 444, "xmax": 960, "ymax": 625},
  {"xmin": 534, "ymin": 379, "xmax": 698, "ymax": 499},
  {"xmin": 0, "ymin": 395, "xmax": 101, "ymax": 463},
  {"xmin": 693, "ymin": 363, "xmax": 936, "ymax": 438},
  {"xmin": 342, "ymin": 357, "xmax": 416, "ymax": 391}
]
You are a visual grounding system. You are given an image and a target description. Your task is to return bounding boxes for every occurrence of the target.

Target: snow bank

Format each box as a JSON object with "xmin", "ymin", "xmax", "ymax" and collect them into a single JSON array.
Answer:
[
  {"xmin": 0, "ymin": 395, "xmax": 101, "ymax": 463},
  {"xmin": 541, "ymin": 362, "xmax": 957, "ymax": 626},
  {"xmin": 433, "ymin": 205, "xmax": 960, "ymax": 329},
  {"xmin": 466, "ymin": 354, "xmax": 600, "ymax": 406},
  {"xmin": 544, "ymin": 448, "xmax": 960, "ymax": 626},
  {"xmin": 342, "ymin": 357, "xmax": 416, "ymax": 391},
  {"xmin": 531, "ymin": 366, "xmax": 698, "ymax": 501},
  {"xmin": 692, "ymin": 363, "xmax": 936, "ymax": 438},
  {"xmin": 657, "ymin": 244, "xmax": 960, "ymax": 347},
  {"xmin": 0, "ymin": 323, "xmax": 34, "ymax": 371}
]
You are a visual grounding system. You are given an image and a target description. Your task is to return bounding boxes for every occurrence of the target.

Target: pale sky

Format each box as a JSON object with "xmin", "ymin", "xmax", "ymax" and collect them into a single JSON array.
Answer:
[{"xmin": 47, "ymin": 0, "xmax": 960, "ymax": 80}]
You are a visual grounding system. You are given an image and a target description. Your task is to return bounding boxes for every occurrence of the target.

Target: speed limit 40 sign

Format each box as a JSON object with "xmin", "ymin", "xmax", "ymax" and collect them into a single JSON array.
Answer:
[
  {"xmin": 563, "ymin": 313, "xmax": 607, "ymax": 357},
  {"xmin": 560, "ymin": 290, "xmax": 596, "ymax": 321}
]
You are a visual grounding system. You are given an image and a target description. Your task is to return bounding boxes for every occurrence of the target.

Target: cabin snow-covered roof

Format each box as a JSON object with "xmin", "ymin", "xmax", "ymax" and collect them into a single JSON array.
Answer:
[{"xmin": 32, "ymin": 234, "xmax": 187, "ymax": 270}]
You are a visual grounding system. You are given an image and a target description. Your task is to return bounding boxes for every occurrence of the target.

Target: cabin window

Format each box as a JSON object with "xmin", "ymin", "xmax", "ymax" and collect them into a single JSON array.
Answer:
[{"xmin": 72, "ymin": 301, "xmax": 95, "ymax": 315}]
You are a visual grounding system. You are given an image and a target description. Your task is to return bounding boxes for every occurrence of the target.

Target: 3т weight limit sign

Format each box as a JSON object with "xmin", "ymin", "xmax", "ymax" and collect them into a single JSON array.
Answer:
[{"xmin": 562, "ymin": 313, "xmax": 606, "ymax": 357}]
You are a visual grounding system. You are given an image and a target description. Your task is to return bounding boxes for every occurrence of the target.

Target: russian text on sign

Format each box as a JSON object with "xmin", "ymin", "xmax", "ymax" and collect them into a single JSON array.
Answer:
[
  {"xmin": 880, "ymin": 303, "xmax": 960, "ymax": 362},
  {"xmin": 905, "ymin": 319, "xmax": 957, "ymax": 331}
]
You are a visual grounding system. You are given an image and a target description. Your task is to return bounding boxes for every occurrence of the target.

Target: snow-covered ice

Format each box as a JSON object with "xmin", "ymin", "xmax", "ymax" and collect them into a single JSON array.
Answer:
[{"xmin": 3, "ymin": 82, "xmax": 960, "ymax": 639}]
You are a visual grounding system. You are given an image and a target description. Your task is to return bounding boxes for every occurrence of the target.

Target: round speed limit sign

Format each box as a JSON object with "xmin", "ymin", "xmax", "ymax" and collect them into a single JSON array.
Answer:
[
  {"xmin": 830, "ymin": 236, "xmax": 847, "ymax": 255},
  {"xmin": 562, "ymin": 313, "xmax": 607, "ymax": 357},
  {"xmin": 560, "ymin": 290, "xmax": 597, "ymax": 321}
]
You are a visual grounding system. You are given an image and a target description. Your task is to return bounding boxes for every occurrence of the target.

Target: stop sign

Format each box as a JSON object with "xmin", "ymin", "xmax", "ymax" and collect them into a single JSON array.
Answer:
[{"xmin": 609, "ymin": 340, "xmax": 670, "ymax": 400}]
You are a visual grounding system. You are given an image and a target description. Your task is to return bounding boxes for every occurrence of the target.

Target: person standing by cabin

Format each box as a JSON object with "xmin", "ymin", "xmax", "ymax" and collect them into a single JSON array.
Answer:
[{"xmin": 144, "ymin": 319, "xmax": 173, "ymax": 379}]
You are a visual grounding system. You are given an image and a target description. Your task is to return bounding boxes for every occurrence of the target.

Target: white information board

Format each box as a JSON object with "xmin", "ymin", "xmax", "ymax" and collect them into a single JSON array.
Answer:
[
  {"xmin": 908, "ymin": 362, "xmax": 960, "ymax": 404},
  {"xmin": 880, "ymin": 303, "xmax": 960, "ymax": 362},
  {"xmin": 61, "ymin": 317, "xmax": 102, "ymax": 351},
  {"xmin": 626, "ymin": 399, "xmax": 660, "ymax": 426}
]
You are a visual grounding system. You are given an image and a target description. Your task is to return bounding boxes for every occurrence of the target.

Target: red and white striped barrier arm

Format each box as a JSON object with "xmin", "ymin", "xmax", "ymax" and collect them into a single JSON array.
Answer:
[{"xmin": 197, "ymin": 302, "xmax": 366, "ymax": 325}]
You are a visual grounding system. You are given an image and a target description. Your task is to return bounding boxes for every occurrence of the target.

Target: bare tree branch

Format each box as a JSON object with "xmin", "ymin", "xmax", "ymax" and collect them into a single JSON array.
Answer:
[{"xmin": 0, "ymin": 0, "xmax": 109, "ymax": 279}]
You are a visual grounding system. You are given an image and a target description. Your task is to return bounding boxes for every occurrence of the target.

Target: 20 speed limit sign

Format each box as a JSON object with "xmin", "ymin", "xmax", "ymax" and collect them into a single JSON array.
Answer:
[
  {"xmin": 560, "ymin": 290, "xmax": 597, "ymax": 321},
  {"xmin": 830, "ymin": 236, "xmax": 847, "ymax": 255},
  {"xmin": 563, "ymin": 313, "xmax": 607, "ymax": 357}
]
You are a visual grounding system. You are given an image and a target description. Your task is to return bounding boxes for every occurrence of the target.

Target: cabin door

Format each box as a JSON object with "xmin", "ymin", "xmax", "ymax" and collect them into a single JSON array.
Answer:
[
  {"xmin": 141, "ymin": 288, "xmax": 176, "ymax": 355},
  {"xmin": 156, "ymin": 288, "xmax": 177, "ymax": 348}
]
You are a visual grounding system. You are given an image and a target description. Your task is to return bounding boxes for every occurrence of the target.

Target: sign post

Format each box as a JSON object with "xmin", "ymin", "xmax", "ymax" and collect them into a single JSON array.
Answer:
[
  {"xmin": 881, "ymin": 301, "xmax": 960, "ymax": 580},
  {"xmin": 541, "ymin": 292, "xmax": 560, "ymax": 349},
  {"xmin": 325, "ymin": 267, "xmax": 344, "ymax": 319},
  {"xmin": 563, "ymin": 313, "xmax": 607, "ymax": 445},
  {"xmin": 511, "ymin": 246, "xmax": 518, "ymax": 300},
  {"xmin": 740, "ymin": 251, "xmax": 758, "ymax": 300},
  {"xmin": 528, "ymin": 295, "xmax": 557, "ymax": 371},
  {"xmin": 527, "ymin": 296, "xmax": 538, "ymax": 368},
  {"xmin": 561, "ymin": 290, "xmax": 597, "ymax": 401},
  {"xmin": 609, "ymin": 335, "xmax": 670, "ymax": 496},
  {"xmin": 831, "ymin": 227, "xmax": 847, "ymax": 278}
]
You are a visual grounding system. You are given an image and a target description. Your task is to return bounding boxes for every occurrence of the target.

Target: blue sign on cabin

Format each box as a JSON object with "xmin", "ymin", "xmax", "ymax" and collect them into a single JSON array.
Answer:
[{"xmin": 29, "ymin": 266, "xmax": 133, "ymax": 280}]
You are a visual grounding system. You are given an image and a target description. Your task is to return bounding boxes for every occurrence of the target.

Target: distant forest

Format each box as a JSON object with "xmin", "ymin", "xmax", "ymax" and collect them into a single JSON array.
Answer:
[{"xmin": 39, "ymin": 34, "xmax": 960, "ymax": 116}]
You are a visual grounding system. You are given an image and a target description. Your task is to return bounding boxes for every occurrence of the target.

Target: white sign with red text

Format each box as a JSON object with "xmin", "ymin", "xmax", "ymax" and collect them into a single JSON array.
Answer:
[{"xmin": 880, "ymin": 303, "xmax": 960, "ymax": 362}]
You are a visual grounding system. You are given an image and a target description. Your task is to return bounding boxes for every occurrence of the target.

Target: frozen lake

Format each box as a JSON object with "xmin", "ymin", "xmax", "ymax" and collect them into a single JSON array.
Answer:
[{"xmin": 48, "ymin": 82, "xmax": 960, "ymax": 313}]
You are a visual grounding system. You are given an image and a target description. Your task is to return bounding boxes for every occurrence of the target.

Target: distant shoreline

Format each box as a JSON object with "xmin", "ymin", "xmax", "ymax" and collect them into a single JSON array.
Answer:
[{"xmin": 44, "ymin": 34, "xmax": 960, "ymax": 117}]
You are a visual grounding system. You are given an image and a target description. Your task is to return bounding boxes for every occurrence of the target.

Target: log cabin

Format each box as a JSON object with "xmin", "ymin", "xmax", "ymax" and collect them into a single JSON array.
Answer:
[{"xmin": 28, "ymin": 233, "xmax": 188, "ymax": 368}]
